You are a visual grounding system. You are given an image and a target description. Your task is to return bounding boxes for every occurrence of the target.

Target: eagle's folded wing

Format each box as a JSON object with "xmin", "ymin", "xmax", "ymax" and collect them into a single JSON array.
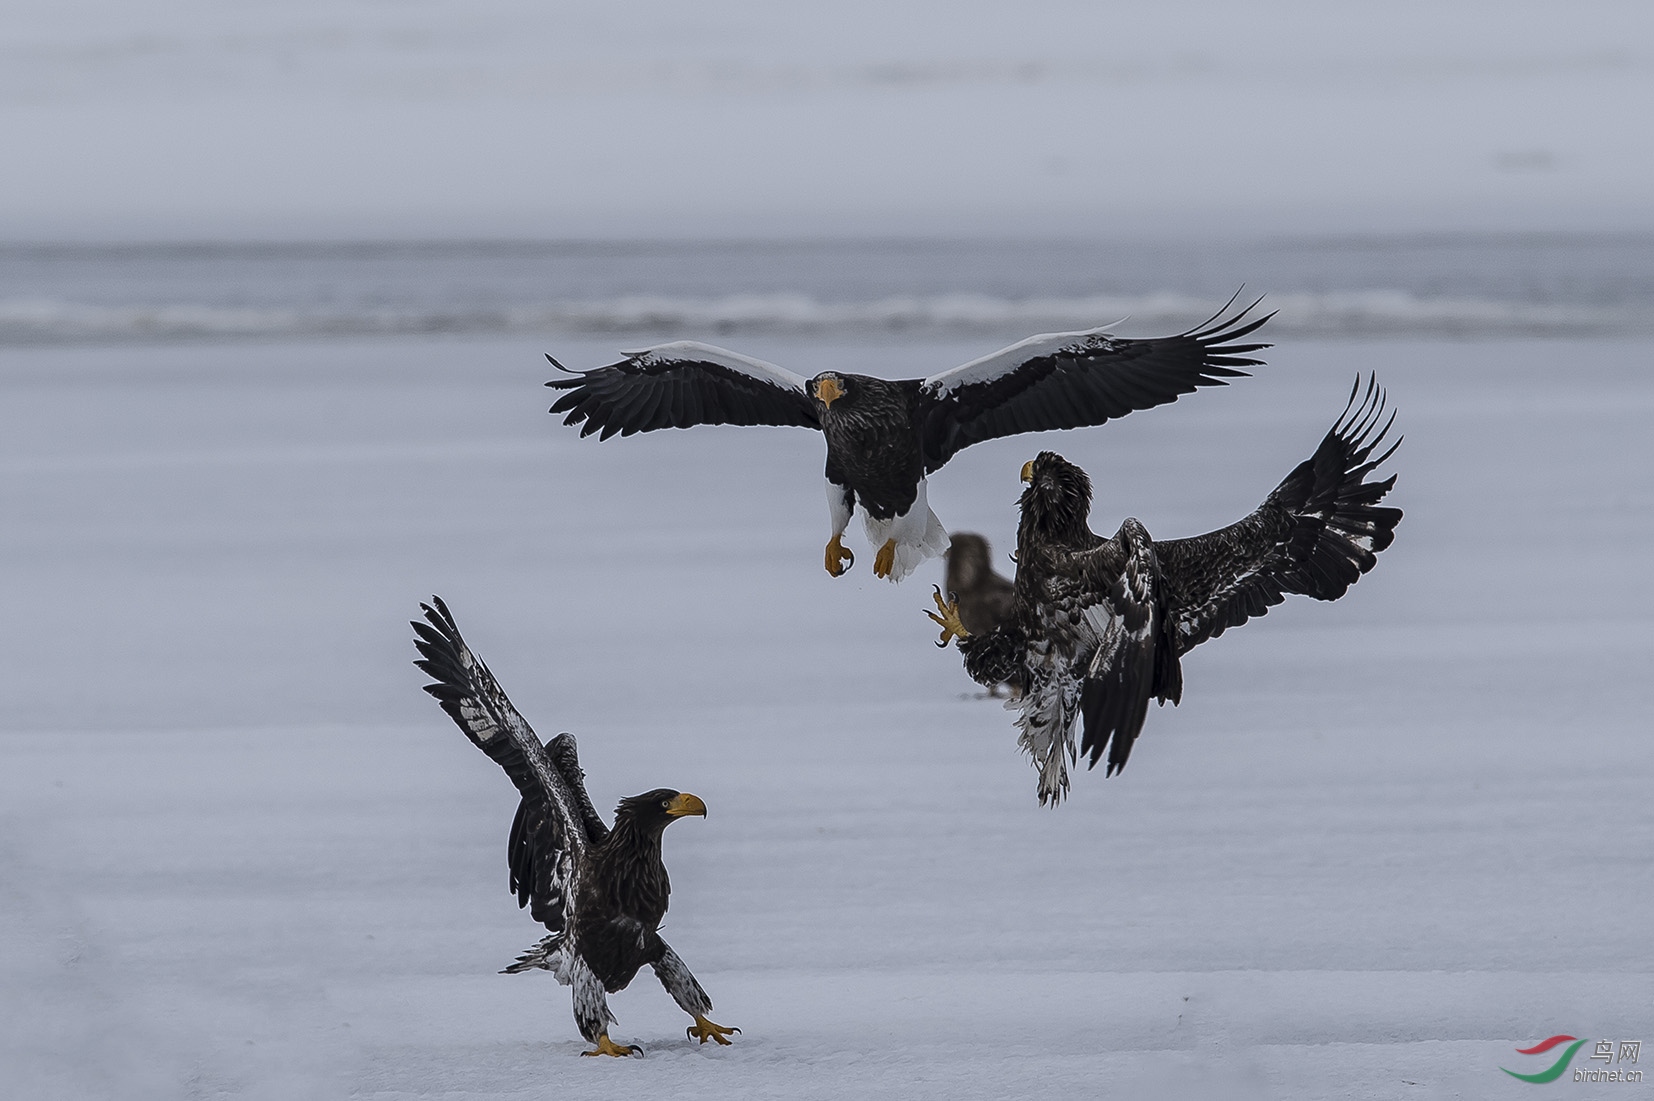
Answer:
[
  {"xmin": 506, "ymin": 734, "xmax": 610, "ymax": 931},
  {"xmin": 546, "ymin": 341, "xmax": 819, "ymax": 439},
  {"xmin": 916, "ymin": 297, "xmax": 1271, "ymax": 472},
  {"xmin": 414, "ymin": 597, "xmax": 594, "ymax": 932},
  {"xmin": 1076, "ymin": 522, "xmax": 1181, "ymax": 777}
]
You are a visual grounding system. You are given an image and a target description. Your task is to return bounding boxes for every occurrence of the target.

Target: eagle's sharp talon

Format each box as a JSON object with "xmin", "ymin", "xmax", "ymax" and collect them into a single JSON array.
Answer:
[
  {"xmin": 926, "ymin": 584, "xmax": 968, "ymax": 647},
  {"xmin": 583, "ymin": 1034, "xmax": 642, "ymax": 1057},
  {"xmin": 687, "ymin": 1016, "xmax": 740, "ymax": 1046}
]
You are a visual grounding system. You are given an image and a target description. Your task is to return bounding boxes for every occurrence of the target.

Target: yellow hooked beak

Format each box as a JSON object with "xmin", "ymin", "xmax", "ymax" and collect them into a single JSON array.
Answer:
[
  {"xmin": 814, "ymin": 376, "xmax": 844, "ymax": 407},
  {"xmin": 665, "ymin": 792, "xmax": 708, "ymax": 818},
  {"xmin": 1021, "ymin": 460, "xmax": 1035, "ymax": 483}
]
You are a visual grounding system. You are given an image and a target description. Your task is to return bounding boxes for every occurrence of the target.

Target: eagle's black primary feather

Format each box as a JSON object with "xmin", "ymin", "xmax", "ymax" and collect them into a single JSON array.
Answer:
[{"xmin": 1154, "ymin": 375, "xmax": 1402, "ymax": 655}]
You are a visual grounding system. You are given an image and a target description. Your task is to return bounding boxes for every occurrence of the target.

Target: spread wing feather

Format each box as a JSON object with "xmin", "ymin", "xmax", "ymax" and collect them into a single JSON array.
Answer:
[
  {"xmin": 546, "ymin": 341, "xmax": 819, "ymax": 438},
  {"xmin": 1155, "ymin": 376, "xmax": 1403, "ymax": 655},
  {"xmin": 413, "ymin": 597, "xmax": 596, "ymax": 933},
  {"xmin": 916, "ymin": 296, "xmax": 1272, "ymax": 472}
]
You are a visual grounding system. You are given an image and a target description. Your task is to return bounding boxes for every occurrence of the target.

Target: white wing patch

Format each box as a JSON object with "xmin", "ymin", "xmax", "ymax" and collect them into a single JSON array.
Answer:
[
  {"xmin": 457, "ymin": 699, "xmax": 497, "ymax": 741},
  {"xmin": 622, "ymin": 340, "xmax": 812, "ymax": 394},
  {"xmin": 920, "ymin": 325, "xmax": 1124, "ymax": 398}
]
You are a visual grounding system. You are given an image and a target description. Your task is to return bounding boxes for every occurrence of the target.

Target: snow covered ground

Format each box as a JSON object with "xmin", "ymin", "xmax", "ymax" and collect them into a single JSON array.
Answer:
[{"xmin": 2, "ymin": 327, "xmax": 1650, "ymax": 1098}]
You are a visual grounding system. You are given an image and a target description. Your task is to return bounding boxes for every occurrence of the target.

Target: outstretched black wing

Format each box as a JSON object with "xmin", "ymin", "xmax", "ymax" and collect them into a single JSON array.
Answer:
[
  {"xmin": 1155, "ymin": 376, "xmax": 1403, "ymax": 655},
  {"xmin": 546, "ymin": 340, "xmax": 820, "ymax": 439},
  {"xmin": 413, "ymin": 597, "xmax": 597, "ymax": 933},
  {"xmin": 916, "ymin": 296, "xmax": 1272, "ymax": 473}
]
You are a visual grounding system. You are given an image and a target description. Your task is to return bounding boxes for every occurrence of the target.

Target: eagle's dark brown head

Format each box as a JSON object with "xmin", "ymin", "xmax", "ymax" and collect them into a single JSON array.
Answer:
[
  {"xmin": 615, "ymin": 789, "xmax": 707, "ymax": 834},
  {"xmin": 1019, "ymin": 451, "xmax": 1093, "ymax": 539},
  {"xmin": 945, "ymin": 532, "xmax": 994, "ymax": 592}
]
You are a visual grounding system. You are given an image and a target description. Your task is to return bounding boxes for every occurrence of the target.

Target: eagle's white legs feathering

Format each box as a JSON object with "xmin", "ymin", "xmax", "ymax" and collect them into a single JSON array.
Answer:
[
  {"xmin": 567, "ymin": 954, "xmax": 632, "ymax": 1055},
  {"xmin": 861, "ymin": 476, "xmax": 951, "ymax": 583},
  {"xmin": 824, "ymin": 478, "xmax": 855, "ymax": 577},
  {"xmin": 653, "ymin": 946, "xmax": 740, "ymax": 1045}
]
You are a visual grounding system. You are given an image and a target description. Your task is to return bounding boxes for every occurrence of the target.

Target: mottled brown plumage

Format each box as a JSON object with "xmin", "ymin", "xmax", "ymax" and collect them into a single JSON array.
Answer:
[
  {"xmin": 933, "ymin": 377, "xmax": 1402, "ymax": 805},
  {"xmin": 943, "ymin": 533, "xmax": 1017, "ymax": 637}
]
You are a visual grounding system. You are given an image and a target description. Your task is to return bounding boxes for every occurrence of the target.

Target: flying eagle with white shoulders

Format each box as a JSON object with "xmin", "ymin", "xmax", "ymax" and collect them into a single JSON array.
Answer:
[
  {"xmin": 929, "ymin": 377, "xmax": 1402, "ymax": 805},
  {"xmin": 412, "ymin": 597, "xmax": 738, "ymax": 1056},
  {"xmin": 546, "ymin": 297, "xmax": 1271, "ymax": 582}
]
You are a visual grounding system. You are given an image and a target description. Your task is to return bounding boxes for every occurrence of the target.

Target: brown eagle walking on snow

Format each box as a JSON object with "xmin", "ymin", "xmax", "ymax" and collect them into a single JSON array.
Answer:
[
  {"xmin": 413, "ymin": 597, "xmax": 738, "ymax": 1056},
  {"xmin": 929, "ymin": 377, "xmax": 1402, "ymax": 805},
  {"xmin": 546, "ymin": 298, "xmax": 1271, "ymax": 582}
]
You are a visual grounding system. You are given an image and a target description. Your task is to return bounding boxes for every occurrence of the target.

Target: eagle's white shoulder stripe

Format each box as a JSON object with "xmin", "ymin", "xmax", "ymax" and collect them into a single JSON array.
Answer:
[
  {"xmin": 920, "ymin": 322, "xmax": 1125, "ymax": 397},
  {"xmin": 621, "ymin": 340, "xmax": 811, "ymax": 394}
]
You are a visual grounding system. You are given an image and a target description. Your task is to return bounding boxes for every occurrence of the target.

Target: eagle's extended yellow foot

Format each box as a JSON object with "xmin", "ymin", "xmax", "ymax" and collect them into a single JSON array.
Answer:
[
  {"xmin": 825, "ymin": 534, "xmax": 855, "ymax": 577},
  {"xmin": 926, "ymin": 585, "xmax": 969, "ymax": 648},
  {"xmin": 582, "ymin": 1033, "xmax": 642, "ymax": 1057},
  {"xmin": 687, "ymin": 1015, "xmax": 740, "ymax": 1046},
  {"xmin": 873, "ymin": 538, "xmax": 898, "ymax": 579}
]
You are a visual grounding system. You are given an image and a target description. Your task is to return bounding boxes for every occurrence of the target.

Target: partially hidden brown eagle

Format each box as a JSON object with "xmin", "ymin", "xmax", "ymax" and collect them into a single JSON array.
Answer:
[
  {"xmin": 413, "ymin": 597, "xmax": 738, "ymax": 1056},
  {"xmin": 547, "ymin": 298, "xmax": 1271, "ymax": 582},
  {"xmin": 929, "ymin": 377, "xmax": 1402, "ymax": 805},
  {"xmin": 942, "ymin": 533, "xmax": 1018, "ymax": 696}
]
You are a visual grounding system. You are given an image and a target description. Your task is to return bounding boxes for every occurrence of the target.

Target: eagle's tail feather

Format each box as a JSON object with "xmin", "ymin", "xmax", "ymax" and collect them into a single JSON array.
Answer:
[
  {"xmin": 1012, "ymin": 662, "xmax": 1081, "ymax": 807},
  {"xmin": 501, "ymin": 934, "xmax": 566, "ymax": 977}
]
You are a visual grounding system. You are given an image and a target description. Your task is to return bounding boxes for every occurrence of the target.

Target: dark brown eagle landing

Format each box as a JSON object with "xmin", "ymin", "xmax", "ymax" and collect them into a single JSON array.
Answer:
[
  {"xmin": 929, "ymin": 377, "xmax": 1403, "ymax": 805},
  {"xmin": 546, "ymin": 297, "xmax": 1271, "ymax": 582},
  {"xmin": 412, "ymin": 598, "xmax": 738, "ymax": 1056}
]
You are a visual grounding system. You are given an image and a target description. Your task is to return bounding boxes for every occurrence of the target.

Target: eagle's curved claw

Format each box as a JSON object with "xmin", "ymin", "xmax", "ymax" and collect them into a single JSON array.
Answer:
[
  {"xmin": 582, "ymin": 1034, "xmax": 643, "ymax": 1057},
  {"xmin": 927, "ymin": 585, "xmax": 969, "ymax": 648},
  {"xmin": 687, "ymin": 1016, "xmax": 740, "ymax": 1046},
  {"xmin": 825, "ymin": 534, "xmax": 855, "ymax": 577}
]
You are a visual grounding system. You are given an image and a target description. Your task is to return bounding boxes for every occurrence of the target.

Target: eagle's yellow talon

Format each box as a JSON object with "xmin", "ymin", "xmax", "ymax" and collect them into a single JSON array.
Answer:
[
  {"xmin": 926, "ymin": 585, "xmax": 969, "ymax": 648},
  {"xmin": 582, "ymin": 1033, "xmax": 642, "ymax": 1057},
  {"xmin": 873, "ymin": 538, "xmax": 897, "ymax": 579},
  {"xmin": 687, "ymin": 1015, "xmax": 740, "ymax": 1046},
  {"xmin": 919, "ymin": 581, "xmax": 965, "ymax": 644},
  {"xmin": 825, "ymin": 534, "xmax": 854, "ymax": 577}
]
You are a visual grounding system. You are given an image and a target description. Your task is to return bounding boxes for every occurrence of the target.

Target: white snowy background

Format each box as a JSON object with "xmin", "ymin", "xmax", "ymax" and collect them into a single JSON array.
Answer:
[{"xmin": 3, "ymin": 2, "xmax": 1653, "ymax": 1099}]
